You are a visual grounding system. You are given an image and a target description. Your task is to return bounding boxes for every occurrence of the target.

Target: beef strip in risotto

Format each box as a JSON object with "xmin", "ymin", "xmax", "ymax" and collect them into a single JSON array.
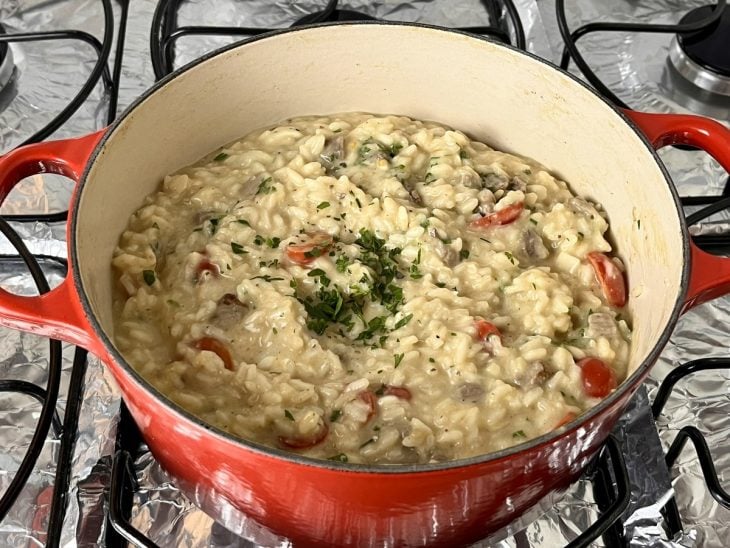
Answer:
[{"xmin": 112, "ymin": 113, "xmax": 631, "ymax": 464}]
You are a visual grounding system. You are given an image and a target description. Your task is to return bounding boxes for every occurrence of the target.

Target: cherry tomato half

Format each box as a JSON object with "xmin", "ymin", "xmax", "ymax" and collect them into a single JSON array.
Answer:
[
  {"xmin": 556, "ymin": 412, "xmax": 577, "ymax": 428},
  {"xmin": 587, "ymin": 252, "xmax": 627, "ymax": 308},
  {"xmin": 474, "ymin": 318, "xmax": 501, "ymax": 341},
  {"xmin": 577, "ymin": 357, "xmax": 617, "ymax": 398},
  {"xmin": 286, "ymin": 232, "xmax": 333, "ymax": 266},
  {"xmin": 382, "ymin": 385, "xmax": 412, "ymax": 401},
  {"xmin": 469, "ymin": 202, "xmax": 524, "ymax": 229},
  {"xmin": 194, "ymin": 337, "xmax": 234, "ymax": 371},
  {"xmin": 358, "ymin": 390, "xmax": 377, "ymax": 423}
]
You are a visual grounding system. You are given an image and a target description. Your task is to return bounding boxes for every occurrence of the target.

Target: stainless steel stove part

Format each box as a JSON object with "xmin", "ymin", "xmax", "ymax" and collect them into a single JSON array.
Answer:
[{"xmin": 669, "ymin": 4, "xmax": 730, "ymax": 97}]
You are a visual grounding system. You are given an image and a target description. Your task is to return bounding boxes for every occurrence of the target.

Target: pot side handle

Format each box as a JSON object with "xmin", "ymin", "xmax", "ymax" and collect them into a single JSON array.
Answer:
[
  {"xmin": 622, "ymin": 109, "xmax": 730, "ymax": 312},
  {"xmin": 0, "ymin": 131, "xmax": 104, "ymax": 349}
]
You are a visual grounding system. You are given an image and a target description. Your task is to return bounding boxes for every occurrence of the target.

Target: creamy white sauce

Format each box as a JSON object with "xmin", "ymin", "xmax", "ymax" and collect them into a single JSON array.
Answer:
[{"xmin": 112, "ymin": 113, "xmax": 631, "ymax": 464}]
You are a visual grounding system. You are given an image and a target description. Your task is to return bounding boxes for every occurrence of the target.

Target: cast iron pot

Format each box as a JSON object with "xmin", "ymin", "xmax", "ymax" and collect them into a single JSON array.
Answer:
[{"xmin": 0, "ymin": 23, "xmax": 729, "ymax": 547}]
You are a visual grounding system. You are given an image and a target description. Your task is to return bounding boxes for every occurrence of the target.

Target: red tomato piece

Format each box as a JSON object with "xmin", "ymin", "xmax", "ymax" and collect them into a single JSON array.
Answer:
[
  {"xmin": 285, "ymin": 232, "xmax": 333, "ymax": 266},
  {"xmin": 195, "ymin": 258, "xmax": 220, "ymax": 282},
  {"xmin": 382, "ymin": 385, "xmax": 412, "ymax": 401},
  {"xmin": 278, "ymin": 422, "xmax": 329, "ymax": 450},
  {"xmin": 469, "ymin": 202, "xmax": 524, "ymax": 229},
  {"xmin": 556, "ymin": 412, "xmax": 577, "ymax": 428},
  {"xmin": 474, "ymin": 318, "xmax": 501, "ymax": 341},
  {"xmin": 194, "ymin": 337, "xmax": 234, "ymax": 371},
  {"xmin": 358, "ymin": 390, "xmax": 377, "ymax": 423},
  {"xmin": 587, "ymin": 252, "xmax": 627, "ymax": 308},
  {"xmin": 577, "ymin": 357, "xmax": 617, "ymax": 398}
]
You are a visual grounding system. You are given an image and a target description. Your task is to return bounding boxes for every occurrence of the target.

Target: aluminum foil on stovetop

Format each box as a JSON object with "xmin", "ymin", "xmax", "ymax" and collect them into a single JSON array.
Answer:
[{"xmin": 0, "ymin": 0, "xmax": 728, "ymax": 547}]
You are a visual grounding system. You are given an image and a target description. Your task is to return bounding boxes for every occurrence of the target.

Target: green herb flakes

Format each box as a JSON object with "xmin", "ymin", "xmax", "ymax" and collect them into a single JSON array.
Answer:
[
  {"xmin": 505, "ymin": 251, "xmax": 516, "ymax": 265},
  {"xmin": 256, "ymin": 177, "xmax": 275, "ymax": 195},
  {"xmin": 330, "ymin": 409, "xmax": 342, "ymax": 422},
  {"xmin": 394, "ymin": 314, "xmax": 413, "ymax": 330},
  {"xmin": 317, "ymin": 201, "xmax": 331, "ymax": 210},
  {"xmin": 213, "ymin": 152, "xmax": 229, "ymax": 162},
  {"xmin": 459, "ymin": 249, "xmax": 470, "ymax": 260},
  {"xmin": 251, "ymin": 275, "xmax": 284, "ymax": 283},
  {"xmin": 231, "ymin": 242, "xmax": 247, "ymax": 254},
  {"xmin": 394, "ymin": 353, "xmax": 404, "ymax": 368},
  {"xmin": 142, "ymin": 270, "xmax": 156, "ymax": 286},
  {"xmin": 208, "ymin": 217, "xmax": 220, "ymax": 234},
  {"xmin": 513, "ymin": 430, "xmax": 527, "ymax": 439},
  {"xmin": 236, "ymin": 219, "xmax": 250, "ymax": 226},
  {"xmin": 335, "ymin": 255, "xmax": 351, "ymax": 273},
  {"xmin": 529, "ymin": 218, "xmax": 538, "ymax": 225},
  {"xmin": 166, "ymin": 299, "xmax": 180, "ymax": 308},
  {"xmin": 328, "ymin": 453, "xmax": 348, "ymax": 462},
  {"xmin": 284, "ymin": 410, "xmax": 295, "ymax": 421}
]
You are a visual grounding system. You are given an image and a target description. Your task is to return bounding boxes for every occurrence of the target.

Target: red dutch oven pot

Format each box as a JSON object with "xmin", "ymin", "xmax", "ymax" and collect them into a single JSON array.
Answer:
[{"xmin": 0, "ymin": 23, "xmax": 730, "ymax": 547}]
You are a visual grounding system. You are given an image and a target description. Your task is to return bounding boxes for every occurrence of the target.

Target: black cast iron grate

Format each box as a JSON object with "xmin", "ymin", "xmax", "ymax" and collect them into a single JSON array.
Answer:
[
  {"xmin": 0, "ymin": 0, "xmax": 128, "ymax": 544},
  {"xmin": 556, "ymin": 0, "xmax": 730, "ymax": 253},
  {"xmin": 149, "ymin": 0, "xmax": 526, "ymax": 80}
]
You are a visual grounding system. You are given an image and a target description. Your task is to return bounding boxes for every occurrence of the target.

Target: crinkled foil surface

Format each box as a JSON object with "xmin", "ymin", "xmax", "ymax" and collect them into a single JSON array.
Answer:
[{"xmin": 0, "ymin": 0, "xmax": 727, "ymax": 546}]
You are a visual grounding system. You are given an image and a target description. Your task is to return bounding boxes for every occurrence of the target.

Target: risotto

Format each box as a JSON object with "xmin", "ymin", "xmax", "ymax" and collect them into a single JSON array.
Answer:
[{"xmin": 112, "ymin": 113, "xmax": 631, "ymax": 465}]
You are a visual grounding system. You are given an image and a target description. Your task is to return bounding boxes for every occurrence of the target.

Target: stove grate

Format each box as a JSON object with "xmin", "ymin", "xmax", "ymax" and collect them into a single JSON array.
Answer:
[{"xmin": 149, "ymin": 0, "xmax": 525, "ymax": 80}]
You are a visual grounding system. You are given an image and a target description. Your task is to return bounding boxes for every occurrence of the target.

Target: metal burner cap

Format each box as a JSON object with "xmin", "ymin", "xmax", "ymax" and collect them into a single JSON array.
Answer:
[
  {"xmin": 292, "ymin": 9, "xmax": 376, "ymax": 27},
  {"xmin": 670, "ymin": 4, "xmax": 730, "ymax": 96}
]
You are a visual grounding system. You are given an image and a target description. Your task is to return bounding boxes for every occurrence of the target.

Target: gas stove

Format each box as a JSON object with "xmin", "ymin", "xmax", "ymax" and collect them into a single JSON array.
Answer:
[{"xmin": 0, "ymin": 2, "xmax": 728, "ymax": 547}]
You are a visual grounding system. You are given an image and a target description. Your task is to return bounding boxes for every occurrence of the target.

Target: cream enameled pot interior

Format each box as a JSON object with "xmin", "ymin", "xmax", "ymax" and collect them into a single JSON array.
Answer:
[{"xmin": 75, "ymin": 23, "xmax": 684, "ymax": 382}]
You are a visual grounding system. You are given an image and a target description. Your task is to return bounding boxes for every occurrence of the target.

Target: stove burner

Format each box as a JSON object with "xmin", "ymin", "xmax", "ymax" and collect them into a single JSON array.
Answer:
[
  {"xmin": 669, "ymin": 4, "xmax": 730, "ymax": 96},
  {"xmin": 0, "ymin": 23, "xmax": 16, "ymax": 95}
]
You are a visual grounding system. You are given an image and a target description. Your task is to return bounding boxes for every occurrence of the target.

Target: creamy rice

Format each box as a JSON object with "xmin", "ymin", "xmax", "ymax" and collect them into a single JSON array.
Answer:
[{"xmin": 112, "ymin": 113, "xmax": 631, "ymax": 464}]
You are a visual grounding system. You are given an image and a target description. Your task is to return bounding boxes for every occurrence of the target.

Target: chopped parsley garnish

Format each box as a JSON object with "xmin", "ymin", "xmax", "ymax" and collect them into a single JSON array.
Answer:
[
  {"xmin": 394, "ymin": 353, "xmax": 404, "ymax": 368},
  {"xmin": 308, "ymin": 268, "xmax": 331, "ymax": 287},
  {"xmin": 335, "ymin": 254, "xmax": 351, "ymax": 273},
  {"xmin": 529, "ymin": 218, "xmax": 538, "ymax": 225},
  {"xmin": 577, "ymin": 232, "xmax": 584, "ymax": 240},
  {"xmin": 393, "ymin": 314, "xmax": 413, "ymax": 330},
  {"xmin": 378, "ymin": 141, "xmax": 403, "ymax": 158},
  {"xmin": 166, "ymin": 299, "xmax": 180, "ymax": 307},
  {"xmin": 142, "ymin": 270, "xmax": 156, "ymax": 286},
  {"xmin": 208, "ymin": 217, "xmax": 220, "ymax": 234},
  {"xmin": 254, "ymin": 235, "xmax": 281, "ymax": 248},
  {"xmin": 505, "ymin": 251, "xmax": 516, "ymax": 265},
  {"xmin": 428, "ymin": 357, "xmax": 435, "ymax": 363},
  {"xmin": 332, "ymin": 128, "xmax": 342, "ymax": 133},
  {"xmin": 359, "ymin": 438, "xmax": 376, "ymax": 449},
  {"xmin": 513, "ymin": 430, "xmax": 527, "ymax": 439},
  {"xmin": 231, "ymin": 242, "xmax": 247, "ymax": 254},
  {"xmin": 284, "ymin": 410, "xmax": 295, "ymax": 421},
  {"xmin": 328, "ymin": 453, "xmax": 348, "ymax": 462},
  {"xmin": 317, "ymin": 201, "xmax": 331, "ymax": 210},
  {"xmin": 356, "ymin": 315, "xmax": 388, "ymax": 341},
  {"xmin": 330, "ymin": 409, "xmax": 342, "ymax": 422},
  {"xmin": 236, "ymin": 219, "xmax": 250, "ymax": 226},
  {"xmin": 354, "ymin": 229, "xmax": 404, "ymax": 314},
  {"xmin": 251, "ymin": 275, "xmax": 284, "ymax": 282},
  {"xmin": 256, "ymin": 177, "xmax": 275, "ymax": 195},
  {"xmin": 213, "ymin": 152, "xmax": 229, "ymax": 162},
  {"xmin": 459, "ymin": 149, "xmax": 468, "ymax": 159},
  {"xmin": 459, "ymin": 249, "xmax": 470, "ymax": 260}
]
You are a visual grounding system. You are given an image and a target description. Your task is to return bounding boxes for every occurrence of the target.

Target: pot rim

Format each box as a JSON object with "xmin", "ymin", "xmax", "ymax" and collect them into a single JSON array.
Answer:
[{"xmin": 70, "ymin": 21, "xmax": 690, "ymax": 474}]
